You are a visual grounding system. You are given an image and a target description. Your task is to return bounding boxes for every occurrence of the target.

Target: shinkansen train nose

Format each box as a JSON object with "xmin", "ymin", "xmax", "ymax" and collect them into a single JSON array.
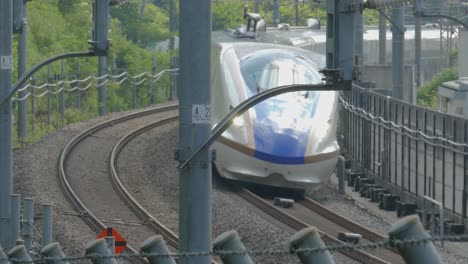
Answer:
[{"xmin": 253, "ymin": 129, "xmax": 309, "ymax": 165}]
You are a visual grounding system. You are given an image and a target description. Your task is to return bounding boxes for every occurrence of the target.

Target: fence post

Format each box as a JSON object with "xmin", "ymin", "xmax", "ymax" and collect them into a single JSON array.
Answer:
[
  {"xmin": 47, "ymin": 64, "xmax": 51, "ymax": 124},
  {"xmin": 40, "ymin": 242, "xmax": 69, "ymax": 264},
  {"xmin": 85, "ymin": 238, "xmax": 117, "ymax": 264},
  {"xmin": 77, "ymin": 61, "xmax": 81, "ymax": 108},
  {"xmin": 151, "ymin": 57, "xmax": 156, "ymax": 104},
  {"xmin": 140, "ymin": 235, "xmax": 176, "ymax": 264},
  {"xmin": 0, "ymin": 246, "xmax": 10, "ymax": 264},
  {"xmin": 388, "ymin": 214, "xmax": 441, "ymax": 263},
  {"xmin": 10, "ymin": 195, "xmax": 20, "ymax": 244},
  {"xmin": 7, "ymin": 245, "xmax": 31, "ymax": 264},
  {"xmin": 213, "ymin": 230, "xmax": 253, "ymax": 264},
  {"xmin": 338, "ymin": 156, "xmax": 346, "ymax": 194},
  {"xmin": 60, "ymin": 61, "xmax": 65, "ymax": 128},
  {"xmin": 30, "ymin": 75, "xmax": 35, "ymax": 133},
  {"xmin": 22, "ymin": 198, "xmax": 33, "ymax": 251},
  {"xmin": 289, "ymin": 227, "xmax": 335, "ymax": 264},
  {"xmin": 132, "ymin": 81, "xmax": 137, "ymax": 109},
  {"xmin": 42, "ymin": 204, "xmax": 53, "ymax": 248}
]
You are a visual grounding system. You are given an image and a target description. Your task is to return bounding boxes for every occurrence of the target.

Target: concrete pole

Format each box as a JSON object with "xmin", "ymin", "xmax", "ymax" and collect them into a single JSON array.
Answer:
[
  {"xmin": 378, "ymin": 12, "xmax": 386, "ymax": 64},
  {"xmin": 40, "ymin": 242, "xmax": 70, "ymax": 264},
  {"xmin": 85, "ymin": 239, "xmax": 117, "ymax": 264},
  {"xmin": 22, "ymin": 198, "xmax": 33, "ymax": 251},
  {"xmin": 0, "ymin": 246, "xmax": 10, "ymax": 264},
  {"xmin": 289, "ymin": 227, "xmax": 335, "ymax": 264},
  {"xmin": 178, "ymin": 0, "xmax": 212, "ymax": 263},
  {"xmin": 391, "ymin": 6, "xmax": 405, "ymax": 100},
  {"xmin": 0, "ymin": 0, "xmax": 14, "ymax": 251},
  {"xmin": 42, "ymin": 204, "xmax": 53, "ymax": 248},
  {"xmin": 17, "ymin": 1, "xmax": 28, "ymax": 140},
  {"xmin": 355, "ymin": 1, "xmax": 364, "ymax": 81},
  {"xmin": 98, "ymin": 56, "xmax": 107, "ymax": 116},
  {"xmin": 140, "ymin": 235, "xmax": 176, "ymax": 264},
  {"xmin": 7, "ymin": 245, "xmax": 31, "ymax": 264},
  {"xmin": 169, "ymin": 0, "xmax": 175, "ymax": 51},
  {"xmin": 273, "ymin": 0, "xmax": 280, "ymax": 27},
  {"xmin": 213, "ymin": 231, "xmax": 253, "ymax": 264},
  {"xmin": 388, "ymin": 215, "xmax": 442, "ymax": 263},
  {"xmin": 415, "ymin": 0, "xmax": 423, "ymax": 88}
]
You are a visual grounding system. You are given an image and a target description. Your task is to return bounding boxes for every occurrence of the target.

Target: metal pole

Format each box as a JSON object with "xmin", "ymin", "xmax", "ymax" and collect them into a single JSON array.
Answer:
[
  {"xmin": 355, "ymin": 1, "xmax": 364, "ymax": 81},
  {"xmin": 140, "ymin": 235, "xmax": 176, "ymax": 264},
  {"xmin": 30, "ymin": 75, "xmax": 34, "ymax": 133},
  {"xmin": 338, "ymin": 156, "xmax": 345, "ymax": 194},
  {"xmin": 98, "ymin": 56, "xmax": 107, "ymax": 115},
  {"xmin": 10, "ymin": 195, "xmax": 20, "ymax": 244},
  {"xmin": 169, "ymin": 0, "xmax": 175, "ymax": 51},
  {"xmin": 17, "ymin": 0, "xmax": 28, "ymax": 141},
  {"xmin": 42, "ymin": 204, "xmax": 53, "ymax": 247},
  {"xmin": 388, "ymin": 215, "xmax": 442, "ymax": 263},
  {"xmin": 415, "ymin": 0, "xmax": 422, "ymax": 88},
  {"xmin": 378, "ymin": 11, "xmax": 386, "ymax": 64},
  {"xmin": 151, "ymin": 57, "xmax": 156, "ymax": 104},
  {"xmin": 178, "ymin": 0, "xmax": 212, "ymax": 263},
  {"xmin": 132, "ymin": 82, "xmax": 136, "ymax": 109},
  {"xmin": 61, "ymin": 61, "xmax": 65, "ymax": 128},
  {"xmin": 77, "ymin": 61, "xmax": 81, "ymax": 108},
  {"xmin": 213, "ymin": 231, "xmax": 254, "ymax": 264},
  {"xmin": 254, "ymin": 0, "xmax": 260, "ymax": 13},
  {"xmin": 47, "ymin": 64, "xmax": 51, "ymax": 124},
  {"xmin": 0, "ymin": 0, "xmax": 14, "ymax": 250},
  {"xmin": 104, "ymin": 236, "xmax": 115, "ymax": 254},
  {"xmin": 391, "ymin": 5, "xmax": 405, "ymax": 100},
  {"xmin": 273, "ymin": 0, "xmax": 280, "ymax": 27},
  {"xmin": 22, "ymin": 198, "xmax": 33, "ymax": 251},
  {"xmin": 295, "ymin": 0, "xmax": 299, "ymax": 26}
]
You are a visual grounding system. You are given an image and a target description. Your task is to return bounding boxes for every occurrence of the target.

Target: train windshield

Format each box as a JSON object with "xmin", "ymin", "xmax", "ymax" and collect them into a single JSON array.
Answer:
[{"xmin": 240, "ymin": 50, "xmax": 322, "ymax": 95}]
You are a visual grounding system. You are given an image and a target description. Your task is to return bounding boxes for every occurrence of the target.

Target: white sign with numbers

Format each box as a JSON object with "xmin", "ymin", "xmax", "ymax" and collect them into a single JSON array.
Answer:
[
  {"xmin": 1, "ymin": 56, "xmax": 13, "ymax": 70},
  {"xmin": 192, "ymin": 104, "xmax": 212, "ymax": 124}
]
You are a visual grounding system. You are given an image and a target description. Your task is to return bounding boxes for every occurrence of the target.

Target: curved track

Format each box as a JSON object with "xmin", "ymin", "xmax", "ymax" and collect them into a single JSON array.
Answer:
[
  {"xmin": 58, "ymin": 104, "xmax": 178, "ymax": 263},
  {"xmin": 237, "ymin": 188, "xmax": 390, "ymax": 264}
]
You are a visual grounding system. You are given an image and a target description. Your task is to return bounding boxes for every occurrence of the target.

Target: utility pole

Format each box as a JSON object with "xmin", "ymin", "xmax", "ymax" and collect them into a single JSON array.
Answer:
[
  {"xmin": 415, "ymin": 0, "xmax": 423, "ymax": 88},
  {"xmin": 254, "ymin": 0, "xmax": 260, "ymax": 13},
  {"xmin": 178, "ymin": 0, "xmax": 212, "ymax": 264},
  {"xmin": 93, "ymin": 0, "xmax": 109, "ymax": 116},
  {"xmin": 391, "ymin": 5, "xmax": 405, "ymax": 100},
  {"xmin": 274, "ymin": 0, "xmax": 280, "ymax": 26},
  {"xmin": 378, "ymin": 12, "xmax": 386, "ymax": 64},
  {"xmin": 295, "ymin": 0, "xmax": 299, "ymax": 26},
  {"xmin": 14, "ymin": 0, "xmax": 29, "ymax": 141},
  {"xmin": 355, "ymin": 0, "xmax": 364, "ymax": 81},
  {"xmin": 0, "ymin": 0, "xmax": 13, "ymax": 250}
]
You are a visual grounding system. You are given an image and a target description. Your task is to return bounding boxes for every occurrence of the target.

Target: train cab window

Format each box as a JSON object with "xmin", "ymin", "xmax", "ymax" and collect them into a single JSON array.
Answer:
[{"xmin": 240, "ymin": 50, "xmax": 322, "ymax": 95}]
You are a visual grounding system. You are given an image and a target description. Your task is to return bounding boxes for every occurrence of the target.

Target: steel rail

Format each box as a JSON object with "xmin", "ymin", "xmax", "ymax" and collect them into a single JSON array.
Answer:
[
  {"xmin": 237, "ymin": 188, "xmax": 390, "ymax": 264},
  {"xmin": 58, "ymin": 103, "xmax": 178, "ymax": 264},
  {"xmin": 108, "ymin": 116, "xmax": 181, "ymax": 247},
  {"xmin": 109, "ymin": 114, "xmax": 219, "ymax": 264}
]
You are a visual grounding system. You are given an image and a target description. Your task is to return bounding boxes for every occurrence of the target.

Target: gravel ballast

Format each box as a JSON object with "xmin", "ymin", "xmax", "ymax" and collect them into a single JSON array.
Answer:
[{"xmin": 13, "ymin": 107, "xmax": 468, "ymax": 263}]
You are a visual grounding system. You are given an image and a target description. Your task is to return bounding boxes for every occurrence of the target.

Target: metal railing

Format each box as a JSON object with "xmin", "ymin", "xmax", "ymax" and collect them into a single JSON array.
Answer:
[{"xmin": 340, "ymin": 84, "xmax": 468, "ymax": 221}]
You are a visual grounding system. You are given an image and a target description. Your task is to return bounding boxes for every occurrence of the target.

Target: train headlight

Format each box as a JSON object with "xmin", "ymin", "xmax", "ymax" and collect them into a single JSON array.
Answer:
[{"xmin": 233, "ymin": 116, "xmax": 244, "ymax": 126}]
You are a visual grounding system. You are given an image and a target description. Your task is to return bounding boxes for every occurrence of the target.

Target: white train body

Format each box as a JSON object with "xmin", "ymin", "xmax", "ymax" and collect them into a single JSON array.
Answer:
[{"xmin": 211, "ymin": 35, "xmax": 340, "ymax": 190}]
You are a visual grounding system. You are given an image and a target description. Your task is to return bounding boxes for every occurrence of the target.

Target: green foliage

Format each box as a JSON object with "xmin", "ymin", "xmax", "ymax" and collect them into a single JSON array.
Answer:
[
  {"xmin": 417, "ymin": 68, "xmax": 458, "ymax": 108},
  {"xmin": 14, "ymin": 0, "xmax": 174, "ymax": 145}
]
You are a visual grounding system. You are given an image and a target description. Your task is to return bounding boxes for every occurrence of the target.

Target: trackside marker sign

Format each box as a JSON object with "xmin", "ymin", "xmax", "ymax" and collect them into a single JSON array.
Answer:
[
  {"xmin": 192, "ymin": 104, "xmax": 212, "ymax": 124},
  {"xmin": 97, "ymin": 227, "xmax": 127, "ymax": 254}
]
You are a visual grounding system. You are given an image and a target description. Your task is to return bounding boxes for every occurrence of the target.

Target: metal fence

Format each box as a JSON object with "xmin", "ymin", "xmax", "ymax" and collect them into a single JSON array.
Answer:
[{"xmin": 340, "ymin": 84, "xmax": 468, "ymax": 222}]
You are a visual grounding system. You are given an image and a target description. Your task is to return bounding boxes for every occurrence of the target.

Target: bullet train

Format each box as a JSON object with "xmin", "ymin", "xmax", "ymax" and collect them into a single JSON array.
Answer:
[{"xmin": 211, "ymin": 23, "xmax": 340, "ymax": 191}]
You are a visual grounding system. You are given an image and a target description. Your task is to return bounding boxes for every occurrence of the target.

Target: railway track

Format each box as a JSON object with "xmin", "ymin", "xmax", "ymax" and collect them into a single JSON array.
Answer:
[
  {"xmin": 58, "ymin": 104, "xmax": 178, "ymax": 264},
  {"xmin": 238, "ymin": 188, "xmax": 391, "ymax": 264}
]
